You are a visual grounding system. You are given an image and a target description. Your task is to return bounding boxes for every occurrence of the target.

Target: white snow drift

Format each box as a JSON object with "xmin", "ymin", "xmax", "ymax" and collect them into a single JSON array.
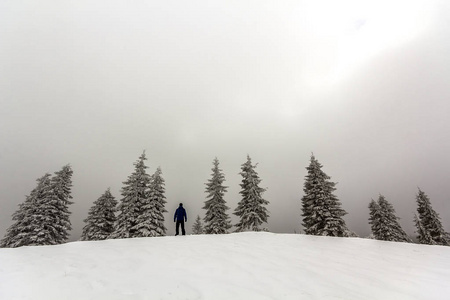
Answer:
[{"xmin": 1, "ymin": 232, "xmax": 450, "ymax": 300}]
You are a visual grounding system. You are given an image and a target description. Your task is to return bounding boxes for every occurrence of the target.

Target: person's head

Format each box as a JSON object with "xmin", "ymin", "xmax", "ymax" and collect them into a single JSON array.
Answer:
[{"xmin": 179, "ymin": 203, "xmax": 183, "ymax": 207}]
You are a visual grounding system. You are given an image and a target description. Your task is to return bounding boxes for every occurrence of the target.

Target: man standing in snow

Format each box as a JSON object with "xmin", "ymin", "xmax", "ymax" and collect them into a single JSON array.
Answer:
[{"xmin": 174, "ymin": 203, "xmax": 187, "ymax": 236}]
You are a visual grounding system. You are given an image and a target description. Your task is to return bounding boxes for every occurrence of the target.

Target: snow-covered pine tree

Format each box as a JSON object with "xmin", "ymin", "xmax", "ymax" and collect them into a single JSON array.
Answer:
[
  {"xmin": 301, "ymin": 154, "xmax": 350, "ymax": 237},
  {"xmin": 368, "ymin": 199, "xmax": 381, "ymax": 238},
  {"xmin": 110, "ymin": 152, "xmax": 152, "ymax": 239},
  {"xmin": 234, "ymin": 155, "xmax": 269, "ymax": 232},
  {"xmin": 369, "ymin": 195, "xmax": 411, "ymax": 242},
  {"xmin": 143, "ymin": 167, "xmax": 167, "ymax": 237},
  {"xmin": 414, "ymin": 214, "xmax": 436, "ymax": 245},
  {"xmin": 192, "ymin": 215, "xmax": 204, "ymax": 235},
  {"xmin": 25, "ymin": 173, "xmax": 65, "ymax": 246},
  {"xmin": 0, "ymin": 175, "xmax": 47, "ymax": 248},
  {"xmin": 81, "ymin": 188, "xmax": 118, "ymax": 241},
  {"xmin": 415, "ymin": 189, "xmax": 450, "ymax": 246},
  {"xmin": 50, "ymin": 165, "xmax": 74, "ymax": 244},
  {"xmin": 203, "ymin": 157, "xmax": 231, "ymax": 234}
]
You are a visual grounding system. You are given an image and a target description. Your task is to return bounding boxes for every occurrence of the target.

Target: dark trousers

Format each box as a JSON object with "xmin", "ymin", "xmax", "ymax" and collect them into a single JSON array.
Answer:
[{"xmin": 176, "ymin": 220, "xmax": 185, "ymax": 236}]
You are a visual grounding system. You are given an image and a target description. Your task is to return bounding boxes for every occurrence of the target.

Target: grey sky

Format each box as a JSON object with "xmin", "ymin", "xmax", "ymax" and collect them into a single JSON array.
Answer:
[{"xmin": 1, "ymin": 0, "xmax": 449, "ymax": 240}]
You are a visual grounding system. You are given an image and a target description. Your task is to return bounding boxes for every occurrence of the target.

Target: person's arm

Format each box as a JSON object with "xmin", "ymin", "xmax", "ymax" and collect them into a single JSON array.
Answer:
[{"xmin": 184, "ymin": 209, "xmax": 187, "ymax": 222}]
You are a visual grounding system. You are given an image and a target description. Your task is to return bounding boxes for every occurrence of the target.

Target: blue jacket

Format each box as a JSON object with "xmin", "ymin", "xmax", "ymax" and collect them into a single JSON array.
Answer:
[{"xmin": 174, "ymin": 206, "xmax": 187, "ymax": 222}]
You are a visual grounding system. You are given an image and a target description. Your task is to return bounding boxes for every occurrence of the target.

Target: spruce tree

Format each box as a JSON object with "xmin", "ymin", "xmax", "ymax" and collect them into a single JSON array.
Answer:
[
  {"xmin": 1, "ymin": 166, "xmax": 73, "ymax": 247},
  {"xmin": 50, "ymin": 165, "xmax": 74, "ymax": 244},
  {"xmin": 25, "ymin": 173, "xmax": 64, "ymax": 246},
  {"xmin": 192, "ymin": 215, "xmax": 204, "ymax": 235},
  {"xmin": 414, "ymin": 214, "xmax": 436, "ymax": 245},
  {"xmin": 203, "ymin": 157, "xmax": 232, "ymax": 234},
  {"xmin": 81, "ymin": 188, "xmax": 118, "ymax": 241},
  {"xmin": 368, "ymin": 199, "xmax": 381, "ymax": 238},
  {"xmin": 369, "ymin": 195, "xmax": 410, "ymax": 242},
  {"xmin": 0, "ymin": 175, "xmax": 48, "ymax": 248},
  {"xmin": 111, "ymin": 152, "xmax": 152, "ymax": 239},
  {"xmin": 301, "ymin": 154, "xmax": 350, "ymax": 237},
  {"xmin": 234, "ymin": 155, "xmax": 269, "ymax": 232},
  {"xmin": 144, "ymin": 167, "xmax": 167, "ymax": 237},
  {"xmin": 415, "ymin": 189, "xmax": 449, "ymax": 246}
]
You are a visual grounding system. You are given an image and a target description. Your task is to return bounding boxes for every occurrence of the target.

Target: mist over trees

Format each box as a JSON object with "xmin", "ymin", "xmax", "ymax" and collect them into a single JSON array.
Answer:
[{"xmin": 1, "ymin": 153, "xmax": 450, "ymax": 248}]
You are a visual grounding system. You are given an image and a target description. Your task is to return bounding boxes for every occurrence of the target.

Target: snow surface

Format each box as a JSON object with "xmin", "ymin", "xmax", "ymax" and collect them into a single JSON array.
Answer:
[{"xmin": 1, "ymin": 232, "xmax": 450, "ymax": 300}]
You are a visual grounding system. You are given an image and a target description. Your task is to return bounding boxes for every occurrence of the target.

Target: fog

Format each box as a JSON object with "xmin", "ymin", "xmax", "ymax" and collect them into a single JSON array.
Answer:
[{"xmin": 1, "ymin": 0, "xmax": 449, "ymax": 240}]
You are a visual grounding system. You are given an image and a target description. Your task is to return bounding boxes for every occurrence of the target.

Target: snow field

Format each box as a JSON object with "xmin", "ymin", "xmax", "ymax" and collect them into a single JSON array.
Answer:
[{"xmin": 1, "ymin": 232, "xmax": 450, "ymax": 300}]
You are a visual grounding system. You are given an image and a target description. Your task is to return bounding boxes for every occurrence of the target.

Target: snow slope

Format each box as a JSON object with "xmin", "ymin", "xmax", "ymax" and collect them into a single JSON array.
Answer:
[{"xmin": 1, "ymin": 232, "xmax": 449, "ymax": 300}]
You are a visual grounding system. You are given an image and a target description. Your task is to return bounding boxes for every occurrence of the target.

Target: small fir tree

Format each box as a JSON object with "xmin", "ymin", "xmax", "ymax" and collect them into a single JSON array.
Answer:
[
  {"xmin": 192, "ymin": 215, "xmax": 204, "ymax": 235},
  {"xmin": 144, "ymin": 167, "xmax": 168, "ymax": 237},
  {"xmin": 301, "ymin": 154, "xmax": 350, "ymax": 237},
  {"xmin": 111, "ymin": 152, "xmax": 152, "ymax": 239},
  {"xmin": 203, "ymin": 157, "xmax": 232, "ymax": 234},
  {"xmin": 415, "ymin": 189, "xmax": 449, "ymax": 246},
  {"xmin": 81, "ymin": 188, "xmax": 118, "ymax": 241},
  {"xmin": 369, "ymin": 195, "xmax": 410, "ymax": 242},
  {"xmin": 234, "ymin": 155, "xmax": 269, "ymax": 232}
]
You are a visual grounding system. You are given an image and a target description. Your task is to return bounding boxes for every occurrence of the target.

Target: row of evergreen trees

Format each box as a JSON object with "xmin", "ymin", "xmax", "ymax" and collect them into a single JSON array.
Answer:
[
  {"xmin": 193, "ymin": 154, "xmax": 450, "ymax": 246},
  {"xmin": 80, "ymin": 154, "xmax": 270, "ymax": 241},
  {"xmin": 1, "ymin": 153, "xmax": 449, "ymax": 247},
  {"xmin": 368, "ymin": 190, "xmax": 450, "ymax": 245},
  {"xmin": 82, "ymin": 152, "xmax": 167, "ymax": 240}
]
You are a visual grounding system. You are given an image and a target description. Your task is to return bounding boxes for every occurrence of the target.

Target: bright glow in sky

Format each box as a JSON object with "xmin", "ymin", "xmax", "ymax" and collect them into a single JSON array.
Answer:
[{"xmin": 303, "ymin": 1, "xmax": 433, "ymax": 87}]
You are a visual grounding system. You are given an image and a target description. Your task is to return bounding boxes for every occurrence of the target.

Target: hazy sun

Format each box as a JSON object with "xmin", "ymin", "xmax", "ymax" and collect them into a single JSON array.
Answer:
[{"xmin": 303, "ymin": 0, "xmax": 432, "ymax": 87}]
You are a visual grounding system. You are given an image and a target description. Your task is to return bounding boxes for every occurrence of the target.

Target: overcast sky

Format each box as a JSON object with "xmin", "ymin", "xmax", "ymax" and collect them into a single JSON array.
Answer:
[{"xmin": 1, "ymin": 0, "xmax": 449, "ymax": 240}]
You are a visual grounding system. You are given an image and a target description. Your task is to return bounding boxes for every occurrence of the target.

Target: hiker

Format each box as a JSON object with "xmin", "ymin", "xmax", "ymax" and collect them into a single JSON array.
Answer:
[{"xmin": 174, "ymin": 203, "xmax": 187, "ymax": 236}]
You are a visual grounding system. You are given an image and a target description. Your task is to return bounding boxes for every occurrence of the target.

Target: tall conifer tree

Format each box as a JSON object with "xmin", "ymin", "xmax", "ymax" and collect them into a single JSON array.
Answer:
[
  {"xmin": 1, "ymin": 168, "xmax": 74, "ymax": 248},
  {"xmin": 111, "ymin": 152, "xmax": 152, "ymax": 239},
  {"xmin": 234, "ymin": 155, "xmax": 269, "ymax": 232},
  {"xmin": 144, "ymin": 167, "xmax": 167, "ymax": 236},
  {"xmin": 203, "ymin": 158, "xmax": 231, "ymax": 234},
  {"xmin": 414, "ymin": 214, "xmax": 436, "ymax": 245},
  {"xmin": 50, "ymin": 164, "xmax": 74, "ymax": 244},
  {"xmin": 81, "ymin": 188, "xmax": 118, "ymax": 241},
  {"xmin": 20, "ymin": 173, "xmax": 58, "ymax": 246},
  {"xmin": 415, "ymin": 189, "xmax": 449, "ymax": 246},
  {"xmin": 301, "ymin": 154, "xmax": 350, "ymax": 237},
  {"xmin": 1, "ymin": 174, "xmax": 50, "ymax": 247}
]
